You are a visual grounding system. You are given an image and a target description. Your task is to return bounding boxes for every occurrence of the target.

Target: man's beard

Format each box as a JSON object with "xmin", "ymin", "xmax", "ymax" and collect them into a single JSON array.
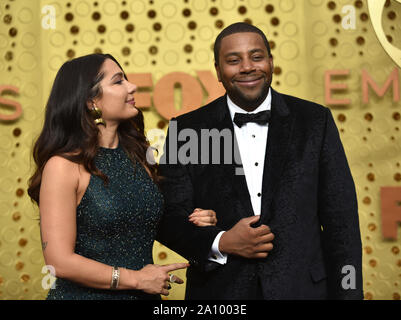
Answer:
[{"xmin": 230, "ymin": 82, "xmax": 271, "ymax": 112}]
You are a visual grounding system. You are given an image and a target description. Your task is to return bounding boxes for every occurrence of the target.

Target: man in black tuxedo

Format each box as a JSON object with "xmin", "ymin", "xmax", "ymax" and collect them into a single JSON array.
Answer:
[{"xmin": 157, "ymin": 22, "xmax": 363, "ymax": 300}]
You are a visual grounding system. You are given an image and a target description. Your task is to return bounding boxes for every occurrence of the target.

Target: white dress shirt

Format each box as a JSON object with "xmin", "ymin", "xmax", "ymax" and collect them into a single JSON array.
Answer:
[{"xmin": 208, "ymin": 88, "xmax": 272, "ymax": 264}]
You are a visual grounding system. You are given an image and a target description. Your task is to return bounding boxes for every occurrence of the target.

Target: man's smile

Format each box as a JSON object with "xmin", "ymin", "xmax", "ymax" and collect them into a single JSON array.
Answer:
[{"xmin": 233, "ymin": 75, "xmax": 265, "ymax": 87}]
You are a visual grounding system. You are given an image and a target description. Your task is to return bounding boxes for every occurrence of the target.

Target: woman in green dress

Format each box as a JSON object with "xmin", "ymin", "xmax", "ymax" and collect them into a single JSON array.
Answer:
[{"xmin": 27, "ymin": 54, "xmax": 216, "ymax": 300}]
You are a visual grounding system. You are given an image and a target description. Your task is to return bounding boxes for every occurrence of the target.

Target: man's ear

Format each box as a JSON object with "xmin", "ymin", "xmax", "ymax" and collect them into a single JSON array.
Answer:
[
  {"xmin": 214, "ymin": 62, "xmax": 222, "ymax": 82},
  {"xmin": 269, "ymin": 56, "xmax": 274, "ymax": 72}
]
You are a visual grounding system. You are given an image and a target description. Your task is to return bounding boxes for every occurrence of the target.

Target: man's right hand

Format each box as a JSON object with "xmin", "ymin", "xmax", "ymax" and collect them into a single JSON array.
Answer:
[{"xmin": 218, "ymin": 215, "xmax": 274, "ymax": 259}]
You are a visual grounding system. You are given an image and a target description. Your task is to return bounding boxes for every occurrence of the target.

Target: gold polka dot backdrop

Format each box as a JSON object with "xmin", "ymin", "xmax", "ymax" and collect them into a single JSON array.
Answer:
[{"xmin": 0, "ymin": 0, "xmax": 400, "ymax": 300}]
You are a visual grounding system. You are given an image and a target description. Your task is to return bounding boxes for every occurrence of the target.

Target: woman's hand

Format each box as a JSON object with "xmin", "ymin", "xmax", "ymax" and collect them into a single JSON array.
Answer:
[
  {"xmin": 188, "ymin": 208, "xmax": 217, "ymax": 226},
  {"xmin": 133, "ymin": 263, "xmax": 188, "ymax": 296}
]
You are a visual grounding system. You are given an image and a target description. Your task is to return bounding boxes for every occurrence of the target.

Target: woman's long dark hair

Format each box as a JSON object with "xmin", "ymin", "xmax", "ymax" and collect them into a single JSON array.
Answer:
[{"xmin": 28, "ymin": 53, "xmax": 158, "ymax": 205}]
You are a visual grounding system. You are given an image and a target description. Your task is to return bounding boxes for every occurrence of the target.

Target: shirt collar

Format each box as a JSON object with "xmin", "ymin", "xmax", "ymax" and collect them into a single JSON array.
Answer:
[{"xmin": 226, "ymin": 87, "xmax": 272, "ymax": 121}]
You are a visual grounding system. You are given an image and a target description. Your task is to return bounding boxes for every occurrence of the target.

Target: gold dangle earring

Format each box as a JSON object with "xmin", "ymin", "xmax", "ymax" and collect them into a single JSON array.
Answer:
[{"xmin": 90, "ymin": 105, "xmax": 106, "ymax": 126}]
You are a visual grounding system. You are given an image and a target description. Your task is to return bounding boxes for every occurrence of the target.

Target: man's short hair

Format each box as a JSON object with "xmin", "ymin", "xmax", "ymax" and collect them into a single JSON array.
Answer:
[{"xmin": 214, "ymin": 22, "xmax": 272, "ymax": 65}]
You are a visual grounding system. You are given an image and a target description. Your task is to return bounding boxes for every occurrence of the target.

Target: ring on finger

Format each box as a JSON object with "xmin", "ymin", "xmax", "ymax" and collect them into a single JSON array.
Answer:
[{"xmin": 169, "ymin": 274, "xmax": 177, "ymax": 283}]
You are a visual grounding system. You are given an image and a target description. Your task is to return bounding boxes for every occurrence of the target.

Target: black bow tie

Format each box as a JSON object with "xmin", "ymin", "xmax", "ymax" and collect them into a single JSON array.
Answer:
[{"xmin": 233, "ymin": 110, "xmax": 271, "ymax": 128}]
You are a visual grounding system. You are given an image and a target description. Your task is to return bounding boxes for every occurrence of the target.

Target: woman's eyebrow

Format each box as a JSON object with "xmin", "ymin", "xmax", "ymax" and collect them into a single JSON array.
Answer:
[{"xmin": 110, "ymin": 72, "xmax": 124, "ymax": 80}]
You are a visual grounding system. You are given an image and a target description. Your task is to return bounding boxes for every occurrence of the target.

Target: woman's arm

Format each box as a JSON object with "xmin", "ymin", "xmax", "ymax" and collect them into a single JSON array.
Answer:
[
  {"xmin": 188, "ymin": 208, "xmax": 217, "ymax": 226},
  {"xmin": 39, "ymin": 156, "xmax": 187, "ymax": 294}
]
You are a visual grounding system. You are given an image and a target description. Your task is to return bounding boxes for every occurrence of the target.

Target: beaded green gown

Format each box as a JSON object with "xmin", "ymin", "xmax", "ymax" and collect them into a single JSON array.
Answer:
[{"xmin": 47, "ymin": 145, "xmax": 163, "ymax": 300}]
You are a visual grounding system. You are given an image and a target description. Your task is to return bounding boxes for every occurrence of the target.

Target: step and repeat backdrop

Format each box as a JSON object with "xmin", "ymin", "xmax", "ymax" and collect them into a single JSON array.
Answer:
[{"xmin": 0, "ymin": 0, "xmax": 400, "ymax": 300}]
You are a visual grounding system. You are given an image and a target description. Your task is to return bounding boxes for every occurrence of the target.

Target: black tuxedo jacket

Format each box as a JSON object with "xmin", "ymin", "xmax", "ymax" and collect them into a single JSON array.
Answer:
[{"xmin": 156, "ymin": 89, "xmax": 363, "ymax": 300}]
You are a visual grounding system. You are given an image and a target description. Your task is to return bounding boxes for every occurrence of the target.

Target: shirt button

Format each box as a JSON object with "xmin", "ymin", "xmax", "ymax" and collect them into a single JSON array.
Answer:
[
  {"xmin": 257, "ymin": 193, "xmax": 261, "ymax": 197},
  {"xmin": 255, "ymin": 162, "xmax": 258, "ymax": 166},
  {"xmin": 252, "ymin": 134, "xmax": 256, "ymax": 138}
]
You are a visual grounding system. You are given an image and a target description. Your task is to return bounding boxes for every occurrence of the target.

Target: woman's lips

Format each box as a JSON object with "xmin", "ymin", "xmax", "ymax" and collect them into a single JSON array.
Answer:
[{"xmin": 126, "ymin": 99, "xmax": 136, "ymax": 105}]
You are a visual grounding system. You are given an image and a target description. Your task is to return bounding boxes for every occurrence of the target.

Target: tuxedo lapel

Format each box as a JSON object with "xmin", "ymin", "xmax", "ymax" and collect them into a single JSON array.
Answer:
[
  {"xmin": 232, "ymin": 140, "xmax": 255, "ymax": 218},
  {"xmin": 209, "ymin": 96, "xmax": 255, "ymax": 219},
  {"xmin": 260, "ymin": 89, "xmax": 295, "ymax": 223}
]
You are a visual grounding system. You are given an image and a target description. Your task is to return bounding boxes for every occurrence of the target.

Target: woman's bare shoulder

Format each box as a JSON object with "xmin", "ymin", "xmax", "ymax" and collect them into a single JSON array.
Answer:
[
  {"xmin": 42, "ymin": 155, "xmax": 80, "ymax": 183},
  {"xmin": 44, "ymin": 155, "xmax": 77, "ymax": 169}
]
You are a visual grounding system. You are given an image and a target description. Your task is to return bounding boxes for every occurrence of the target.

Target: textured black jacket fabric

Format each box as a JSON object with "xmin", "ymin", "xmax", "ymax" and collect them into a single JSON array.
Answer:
[{"xmin": 156, "ymin": 89, "xmax": 363, "ymax": 300}]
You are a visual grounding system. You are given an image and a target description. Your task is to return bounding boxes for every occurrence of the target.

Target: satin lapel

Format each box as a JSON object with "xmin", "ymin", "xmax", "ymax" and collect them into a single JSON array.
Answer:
[
  {"xmin": 232, "ymin": 133, "xmax": 255, "ymax": 218},
  {"xmin": 211, "ymin": 96, "xmax": 255, "ymax": 218},
  {"xmin": 260, "ymin": 89, "xmax": 295, "ymax": 223}
]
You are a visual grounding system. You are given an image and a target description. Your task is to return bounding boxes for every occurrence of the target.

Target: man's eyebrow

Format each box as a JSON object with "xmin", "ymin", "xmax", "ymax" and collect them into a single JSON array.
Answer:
[
  {"xmin": 249, "ymin": 48, "xmax": 265, "ymax": 54},
  {"xmin": 110, "ymin": 72, "xmax": 124, "ymax": 80},
  {"xmin": 224, "ymin": 48, "xmax": 265, "ymax": 57}
]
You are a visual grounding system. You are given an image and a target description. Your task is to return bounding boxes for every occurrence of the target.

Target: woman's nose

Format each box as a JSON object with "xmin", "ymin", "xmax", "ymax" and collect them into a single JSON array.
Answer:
[{"xmin": 128, "ymin": 81, "xmax": 137, "ymax": 93}]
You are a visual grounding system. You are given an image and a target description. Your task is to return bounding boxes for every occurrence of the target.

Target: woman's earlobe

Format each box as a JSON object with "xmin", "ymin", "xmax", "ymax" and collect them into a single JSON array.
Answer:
[{"xmin": 86, "ymin": 100, "xmax": 95, "ymax": 112}]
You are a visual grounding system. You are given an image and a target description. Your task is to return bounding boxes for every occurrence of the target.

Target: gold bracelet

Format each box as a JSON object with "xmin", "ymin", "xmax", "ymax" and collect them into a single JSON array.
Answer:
[{"xmin": 110, "ymin": 266, "xmax": 120, "ymax": 290}]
